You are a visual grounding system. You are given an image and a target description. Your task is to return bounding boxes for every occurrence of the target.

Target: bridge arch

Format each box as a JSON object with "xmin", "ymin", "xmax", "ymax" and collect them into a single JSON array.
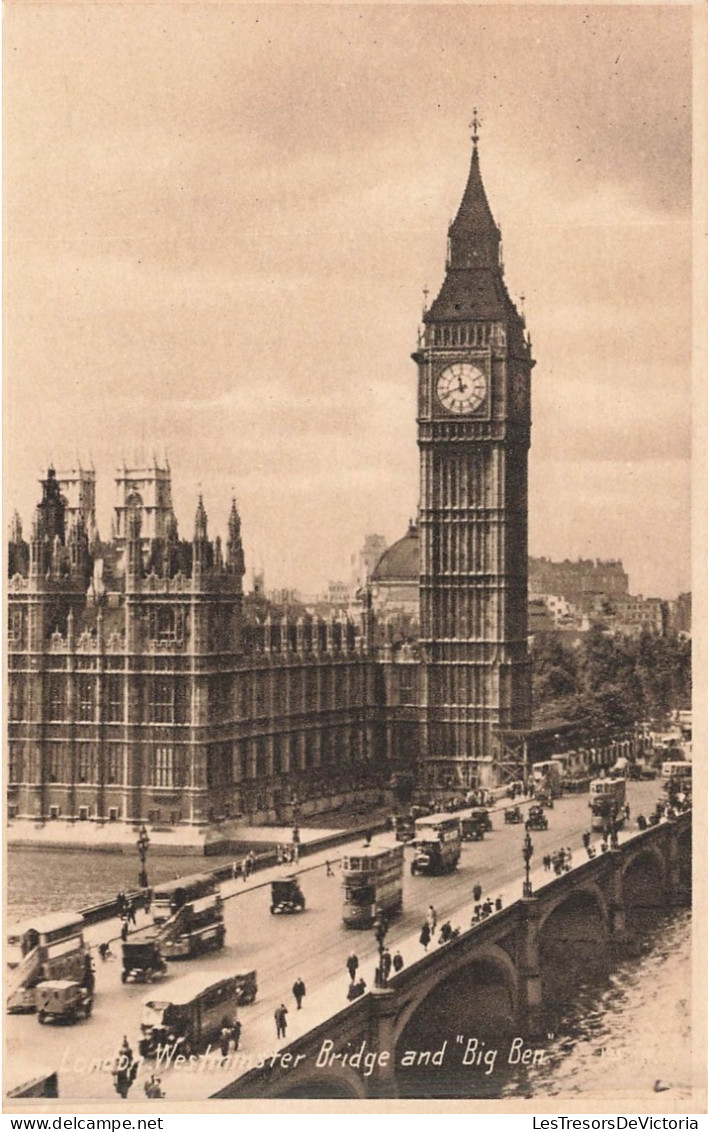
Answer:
[
  {"xmin": 393, "ymin": 941, "xmax": 519, "ymax": 1047},
  {"xmin": 393, "ymin": 943, "xmax": 518, "ymax": 1098},
  {"xmin": 263, "ymin": 1064, "xmax": 367, "ymax": 1100},
  {"xmin": 538, "ymin": 885, "xmax": 610, "ymax": 1011},
  {"xmin": 537, "ymin": 879, "xmax": 610, "ymax": 936},
  {"xmin": 622, "ymin": 844, "xmax": 666, "ymax": 912}
]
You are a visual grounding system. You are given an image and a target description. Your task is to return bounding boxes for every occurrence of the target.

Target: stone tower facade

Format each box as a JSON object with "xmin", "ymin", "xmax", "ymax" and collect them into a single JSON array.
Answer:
[{"xmin": 413, "ymin": 124, "xmax": 534, "ymax": 789}]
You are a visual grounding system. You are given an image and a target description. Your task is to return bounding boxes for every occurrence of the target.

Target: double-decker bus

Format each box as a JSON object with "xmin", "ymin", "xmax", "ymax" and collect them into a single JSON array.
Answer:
[
  {"xmin": 589, "ymin": 777, "xmax": 626, "ymax": 832},
  {"xmin": 410, "ymin": 813, "xmax": 461, "ymax": 876},
  {"xmin": 341, "ymin": 843, "xmax": 404, "ymax": 928},
  {"xmin": 150, "ymin": 873, "xmax": 225, "ymax": 958},
  {"xmin": 6, "ymin": 912, "xmax": 88, "ymax": 1013}
]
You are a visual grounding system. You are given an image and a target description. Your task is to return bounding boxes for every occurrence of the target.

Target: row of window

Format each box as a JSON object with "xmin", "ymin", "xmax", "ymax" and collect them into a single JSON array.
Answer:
[
  {"xmin": 8, "ymin": 727, "xmax": 374, "ymax": 789},
  {"xmin": 9, "ymin": 668, "xmax": 372, "ymax": 724}
]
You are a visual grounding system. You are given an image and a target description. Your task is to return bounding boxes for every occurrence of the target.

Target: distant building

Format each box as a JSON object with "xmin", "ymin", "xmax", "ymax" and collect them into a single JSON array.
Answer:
[
  {"xmin": 673, "ymin": 592, "xmax": 692, "ymax": 636},
  {"xmin": 529, "ymin": 556, "xmax": 629, "ymax": 613}
]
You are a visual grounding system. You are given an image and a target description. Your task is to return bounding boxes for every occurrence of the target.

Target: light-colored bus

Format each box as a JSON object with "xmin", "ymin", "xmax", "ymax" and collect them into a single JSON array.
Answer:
[
  {"xmin": 151, "ymin": 873, "xmax": 225, "ymax": 958},
  {"xmin": 411, "ymin": 813, "xmax": 461, "ymax": 876},
  {"xmin": 589, "ymin": 777, "xmax": 626, "ymax": 832},
  {"xmin": 532, "ymin": 760, "xmax": 563, "ymax": 798},
  {"xmin": 6, "ymin": 912, "xmax": 87, "ymax": 1014},
  {"xmin": 662, "ymin": 761, "xmax": 692, "ymax": 794},
  {"xmin": 342, "ymin": 843, "xmax": 404, "ymax": 928}
]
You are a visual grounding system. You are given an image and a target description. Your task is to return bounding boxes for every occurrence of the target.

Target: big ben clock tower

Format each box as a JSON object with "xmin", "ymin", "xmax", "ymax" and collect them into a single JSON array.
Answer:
[{"xmin": 413, "ymin": 115, "xmax": 534, "ymax": 791}]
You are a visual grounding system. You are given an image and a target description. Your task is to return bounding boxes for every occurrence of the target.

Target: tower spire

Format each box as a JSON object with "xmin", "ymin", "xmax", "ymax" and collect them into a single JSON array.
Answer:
[{"xmin": 470, "ymin": 107, "xmax": 481, "ymax": 149}]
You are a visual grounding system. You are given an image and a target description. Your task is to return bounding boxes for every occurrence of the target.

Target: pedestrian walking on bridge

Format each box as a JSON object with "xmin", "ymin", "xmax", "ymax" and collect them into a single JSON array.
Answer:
[
  {"xmin": 274, "ymin": 1003, "xmax": 289, "ymax": 1040},
  {"xmin": 293, "ymin": 977, "xmax": 306, "ymax": 1009},
  {"xmin": 346, "ymin": 952, "xmax": 359, "ymax": 982}
]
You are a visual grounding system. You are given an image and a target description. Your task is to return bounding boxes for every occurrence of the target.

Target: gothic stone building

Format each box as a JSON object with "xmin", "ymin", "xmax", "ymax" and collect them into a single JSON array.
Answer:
[
  {"xmin": 7, "ymin": 129, "xmax": 533, "ymax": 829},
  {"xmin": 7, "ymin": 465, "xmax": 386, "ymax": 829}
]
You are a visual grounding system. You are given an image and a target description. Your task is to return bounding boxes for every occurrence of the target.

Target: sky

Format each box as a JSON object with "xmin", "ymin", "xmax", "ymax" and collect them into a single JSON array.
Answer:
[{"xmin": 4, "ymin": 4, "xmax": 692, "ymax": 599}]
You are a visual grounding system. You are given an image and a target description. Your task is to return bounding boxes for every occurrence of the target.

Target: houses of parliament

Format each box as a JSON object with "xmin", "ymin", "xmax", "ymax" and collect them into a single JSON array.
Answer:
[{"xmin": 7, "ymin": 126, "xmax": 535, "ymax": 832}]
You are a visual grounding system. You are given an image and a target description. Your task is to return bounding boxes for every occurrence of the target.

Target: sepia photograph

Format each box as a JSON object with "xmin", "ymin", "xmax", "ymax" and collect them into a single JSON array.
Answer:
[{"xmin": 3, "ymin": 1, "xmax": 699, "ymax": 1112}]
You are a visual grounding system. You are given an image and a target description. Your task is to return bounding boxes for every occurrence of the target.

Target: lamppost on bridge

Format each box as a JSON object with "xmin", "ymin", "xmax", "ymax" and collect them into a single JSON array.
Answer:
[
  {"xmin": 522, "ymin": 830, "xmax": 534, "ymax": 898},
  {"xmin": 291, "ymin": 793, "xmax": 301, "ymax": 858},
  {"xmin": 372, "ymin": 910, "xmax": 388, "ymax": 987},
  {"xmin": 137, "ymin": 823, "xmax": 150, "ymax": 889}
]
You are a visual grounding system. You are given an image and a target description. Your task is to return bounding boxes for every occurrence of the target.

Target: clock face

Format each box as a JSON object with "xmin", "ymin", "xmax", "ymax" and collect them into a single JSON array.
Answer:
[{"xmin": 436, "ymin": 363, "xmax": 487, "ymax": 415}]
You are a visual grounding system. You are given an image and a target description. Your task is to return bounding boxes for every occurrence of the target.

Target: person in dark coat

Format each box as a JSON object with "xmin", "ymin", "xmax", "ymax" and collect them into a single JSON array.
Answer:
[
  {"xmin": 419, "ymin": 922, "xmax": 431, "ymax": 951},
  {"xmin": 274, "ymin": 1003, "xmax": 288, "ymax": 1039},
  {"xmin": 121, "ymin": 919, "xmax": 129, "ymax": 943},
  {"xmin": 292, "ymin": 977, "xmax": 306, "ymax": 1009},
  {"xmin": 231, "ymin": 1019, "xmax": 242, "ymax": 1050},
  {"xmin": 219, "ymin": 1019, "xmax": 232, "ymax": 1057},
  {"xmin": 392, "ymin": 951, "xmax": 404, "ymax": 973},
  {"xmin": 346, "ymin": 952, "xmax": 359, "ymax": 982},
  {"xmin": 380, "ymin": 949, "xmax": 392, "ymax": 981},
  {"xmin": 473, "ymin": 883, "xmax": 483, "ymax": 903}
]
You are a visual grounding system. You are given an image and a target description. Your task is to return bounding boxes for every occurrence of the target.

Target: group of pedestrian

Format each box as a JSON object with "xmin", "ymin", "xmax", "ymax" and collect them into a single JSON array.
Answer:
[
  {"xmin": 233, "ymin": 851, "xmax": 258, "ymax": 881},
  {"xmin": 542, "ymin": 847, "xmax": 573, "ymax": 875},
  {"xmin": 471, "ymin": 896, "xmax": 503, "ymax": 924},
  {"xmin": 275, "ymin": 844, "xmax": 298, "ymax": 866},
  {"xmin": 219, "ymin": 1016, "xmax": 242, "ymax": 1055}
]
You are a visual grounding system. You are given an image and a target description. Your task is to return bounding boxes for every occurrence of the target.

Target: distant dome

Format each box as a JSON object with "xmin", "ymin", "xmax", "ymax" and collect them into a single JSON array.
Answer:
[{"xmin": 371, "ymin": 522, "xmax": 419, "ymax": 582}]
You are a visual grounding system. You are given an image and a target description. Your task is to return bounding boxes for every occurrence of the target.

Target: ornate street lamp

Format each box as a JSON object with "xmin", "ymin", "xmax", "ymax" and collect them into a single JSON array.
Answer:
[
  {"xmin": 522, "ymin": 830, "xmax": 534, "ymax": 898},
  {"xmin": 291, "ymin": 793, "xmax": 301, "ymax": 852},
  {"xmin": 372, "ymin": 911, "xmax": 388, "ymax": 987},
  {"xmin": 137, "ymin": 824, "xmax": 150, "ymax": 889}
]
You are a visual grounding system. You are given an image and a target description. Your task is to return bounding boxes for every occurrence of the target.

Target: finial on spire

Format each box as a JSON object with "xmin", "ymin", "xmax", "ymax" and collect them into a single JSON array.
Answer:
[{"xmin": 470, "ymin": 108, "xmax": 481, "ymax": 148}]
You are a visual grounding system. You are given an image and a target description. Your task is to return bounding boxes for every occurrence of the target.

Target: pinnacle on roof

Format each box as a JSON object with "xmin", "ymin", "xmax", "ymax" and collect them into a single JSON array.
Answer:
[{"xmin": 194, "ymin": 494, "xmax": 208, "ymax": 541}]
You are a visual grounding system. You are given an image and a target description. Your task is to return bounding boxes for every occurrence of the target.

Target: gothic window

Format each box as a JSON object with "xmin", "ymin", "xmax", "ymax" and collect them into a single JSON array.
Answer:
[
  {"xmin": 77, "ymin": 745, "xmax": 95, "ymax": 783},
  {"xmin": 9, "ymin": 677, "xmax": 24, "ymax": 721},
  {"xmin": 48, "ymin": 676, "xmax": 66, "ymax": 721},
  {"xmin": 153, "ymin": 746, "xmax": 174, "ymax": 788},
  {"xmin": 8, "ymin": 743, "xmax": 22, "ymax": 783},
  {"xmin": 255, "ymin": 738, "xmax": 267, "ymax": 778},
  {"xmin": 304, "ymin": 732, "xmax": 315, "ymax": 769},
  {"xmin": 106, "ymin": 675, "xmax": 123, "ymax": 722},
  {"xmin": 77, "ymin": 676, "xmax": 94, "ymax": 722},
  {"xmin": 106, "ymin": 746, "xmax": 123, "ymax": 785},
  {"xmin": 47, "ymin": 746, "xmax": 61, "ymax": 783},
  {"xmin": 272, "ymin": 734, "xmax": 282, "ymax": 777},
  {"xmin": 152, "ymin": 678, "xmax": 175, "ymax": 724},
  {"xmin": 8, "ymin": 609, "xmax": 25, "ymax": 646},
  {"xmin": 399, "ymin": 668, "xmax": 416, "ymax": 705}
]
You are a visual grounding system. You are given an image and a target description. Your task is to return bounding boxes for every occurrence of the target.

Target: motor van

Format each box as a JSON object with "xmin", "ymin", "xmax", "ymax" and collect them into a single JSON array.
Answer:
[{"xmin": 139, "ymin": 971, "xmax": 255, "ymax": 1058}]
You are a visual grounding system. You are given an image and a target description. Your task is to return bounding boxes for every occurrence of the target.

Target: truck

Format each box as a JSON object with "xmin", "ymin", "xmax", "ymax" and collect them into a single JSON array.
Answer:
[
  {"xmin": 138, "ymin": 971, "xmax": 255, "ymax": 1059},
  {"xmin": 589, "ymin": 777, "xmax": 627, "ymax": 832},
  {"xmin": 532, "ymin": 760, "xmax": 563, "ymax": 799},
  {"xmin": 410, "ymin": 813, "xmax": 461, "ymax": 876}
]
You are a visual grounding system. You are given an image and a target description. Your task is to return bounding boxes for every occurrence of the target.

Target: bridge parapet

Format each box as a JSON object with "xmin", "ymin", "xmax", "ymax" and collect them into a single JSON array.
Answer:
[{"xmin": 213, "ymin": 812, "xmax": 691, "ymax": 1100}]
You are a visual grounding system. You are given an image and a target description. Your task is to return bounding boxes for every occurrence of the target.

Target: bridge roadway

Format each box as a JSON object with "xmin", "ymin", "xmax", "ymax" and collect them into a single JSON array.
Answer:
[{"xmin": 6, "ymin": 780, "xmax": 663, "ymax": 1104}]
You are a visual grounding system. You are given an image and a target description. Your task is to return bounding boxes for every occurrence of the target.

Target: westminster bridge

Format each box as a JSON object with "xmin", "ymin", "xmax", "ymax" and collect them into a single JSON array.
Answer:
[{"xmin": 214, "ymin": 810, "xmax": 691, "ymax": 1100}]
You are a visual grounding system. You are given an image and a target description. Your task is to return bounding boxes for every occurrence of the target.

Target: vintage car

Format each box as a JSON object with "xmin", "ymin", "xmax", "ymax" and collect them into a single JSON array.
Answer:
[
  {"xmin": 36, "ymin": 980, "xmax": 93, "ymax": 1024},
  {"xmin": 270, "ymin": 876, "xmax": 306, "ymax": 914},
  {"xmin": 121, "ymin": 934, "xmax": 168, "ymax": 984},
  {"xmin": 525, "ymin": 805, "xmax": 549, "ymax": 832},
  {"xmin": 504, "ymin": 805, "xmax": 524, "ymax": 824},
  {"xmin": 460, "ymin": 815, "xmax": 485, "ymax": 841},
  {"xmin": 468, "ymin": 806, "xmax": 493, "ymax": 833}
]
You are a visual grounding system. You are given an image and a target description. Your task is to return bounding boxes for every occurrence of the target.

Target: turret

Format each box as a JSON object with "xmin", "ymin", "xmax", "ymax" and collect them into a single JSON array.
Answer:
[
  {"xmin": 227, "ymin": 498, "xmax": 246, "ymax": 579},
  {"xmin": 192, "ymin": 495, "xmax": 210, "ymax": 578},
  {"xmin": 125, "ymin": 502, "xmax": 143, "ymax": 590}
]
